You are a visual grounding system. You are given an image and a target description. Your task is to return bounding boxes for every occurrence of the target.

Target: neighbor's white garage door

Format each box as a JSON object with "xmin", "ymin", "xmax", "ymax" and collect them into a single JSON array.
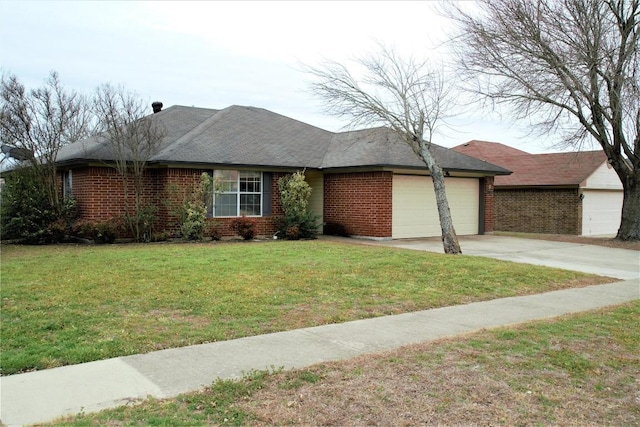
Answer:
[
  {"xmin": 392, "ymin": 175, "xmax": 479, "ymax": 238},
  {"xmin": 581, "ymin": 190, "xmax": 623, "ymax": 236}
]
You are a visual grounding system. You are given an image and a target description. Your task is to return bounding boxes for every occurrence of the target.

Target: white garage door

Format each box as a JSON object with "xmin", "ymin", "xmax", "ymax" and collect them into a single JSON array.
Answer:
[
  {"xmin": 392, "ymin": 175, "xmax": 479, "ymax": 238},
  {"xmin": 581, "ymin": 190, "xmax": 623, "ymax": 236}
]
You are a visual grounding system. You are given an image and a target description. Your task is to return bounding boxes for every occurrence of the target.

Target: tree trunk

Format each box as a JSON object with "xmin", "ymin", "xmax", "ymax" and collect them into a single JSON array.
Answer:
[
  {"xmin": 431, "ymin": 168, "xmax": 462, "ymax": 254},
  {"xmin": 420, "ymin": 145, "xmax": 462, "ymax": 254},
  {"xmin": 616, "ymin": 174, "xmax": 640, "ymax": 241}
]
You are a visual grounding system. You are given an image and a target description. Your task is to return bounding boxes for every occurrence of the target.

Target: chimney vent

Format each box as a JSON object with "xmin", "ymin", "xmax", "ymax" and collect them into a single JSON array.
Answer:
[{"xmin": 152, "ymin": 101, "xmax": 163, "ymax": 113}]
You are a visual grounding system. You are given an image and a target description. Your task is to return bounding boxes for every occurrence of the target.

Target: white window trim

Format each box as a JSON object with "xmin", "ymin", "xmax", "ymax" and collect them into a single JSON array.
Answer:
[
  {"xmin": 213, "ymin": 170, "xmax": 263, "ymax": 217},
  {"xmin": 63, "ymin": 170, "xmax": 73, "ymax": 199}
]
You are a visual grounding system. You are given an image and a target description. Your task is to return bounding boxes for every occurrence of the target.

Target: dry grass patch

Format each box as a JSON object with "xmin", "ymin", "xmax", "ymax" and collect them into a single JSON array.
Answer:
[
  {"xmin": 57, "ymin": 301, "xmax": 639, "ymax": 426},
  {"xmin": 239, "ymin": 302, "xmax": 640, "ymax": 426}
]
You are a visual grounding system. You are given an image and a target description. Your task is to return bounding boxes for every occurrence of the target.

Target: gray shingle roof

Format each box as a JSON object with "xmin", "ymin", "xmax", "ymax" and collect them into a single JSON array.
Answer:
[
  {"xmin": 323, "ymin": 127, "xmax": 511, "ymax": 173},
  {"xmin": 56, "ymin": 106, "xmax": 221, "ymax": 164},
  {"xmin": 152, "ymin": 106, "xmax": 333, "ymax": 168},
  {"xmin": 56, "ymin": 105, "xmax": 510, "ymax": 175}
]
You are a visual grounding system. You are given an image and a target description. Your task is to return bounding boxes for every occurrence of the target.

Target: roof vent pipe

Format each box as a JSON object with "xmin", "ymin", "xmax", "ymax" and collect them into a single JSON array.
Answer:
[{"xmin": 152, "ymin": 101, "xmax": 163, "ymax": 113}]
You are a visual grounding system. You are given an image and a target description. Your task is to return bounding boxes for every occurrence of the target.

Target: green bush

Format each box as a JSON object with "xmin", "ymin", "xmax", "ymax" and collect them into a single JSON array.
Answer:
[
  {"xmin": 72, "ymin": 219, "xmax": 118, "ymax": 244},
  {"xmin": 45, "ymin": 218, "xmax": 68, "ymax": 243},
  {"xmin": 230, "ymin": 216, "xmax": 257, "ymax": 240},
  {"xmin": 206, "ymin": 221, "xmax": 222, "ymax": 241},
  {"xmin": 122, "ymin": 204, "xmax": 157, "ymax": 243},
  {"xmin": 1, "ymin": 167, "xmax": 78, "ymax": 244},
  {"xmin": 92, "ymin": 221, "xmax": 118, "ymax": 244},
  {"xmin": 168, "ymin": 172, "xmax": 212, "ymax": 241},
  {"xmin": 279, "ymin": 211, "xmax": 322, "ymax": 240},
  {"xmin": 180, "ymin": 201, "xmax": 207, "ymax": 241},
  {"xmin": 277, "ymin": 171, "xmax": 320, "ymax": 240},
  {"xmin": 150, "ymin": 231, "xmax": 170, "ymax": 242}
]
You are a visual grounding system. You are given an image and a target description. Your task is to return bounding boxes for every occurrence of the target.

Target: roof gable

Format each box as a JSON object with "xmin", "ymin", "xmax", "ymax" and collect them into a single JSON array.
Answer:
[
  {"xmin": 452, "ymin": 140, "xmax": 608, "ymax": 186},
  {"xmin": 582, "ymin": 158, "xmax": 623, "ymax": 189}
]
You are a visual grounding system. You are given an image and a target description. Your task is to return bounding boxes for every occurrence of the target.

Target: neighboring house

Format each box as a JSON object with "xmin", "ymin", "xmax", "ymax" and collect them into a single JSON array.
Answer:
[
  {"xmin": 452, "ymin": 140, "xmax": 623, "ymax": 236},
  {"xmin": 55, "ymin": 105, "xmax": 510, "ymax": 240}
]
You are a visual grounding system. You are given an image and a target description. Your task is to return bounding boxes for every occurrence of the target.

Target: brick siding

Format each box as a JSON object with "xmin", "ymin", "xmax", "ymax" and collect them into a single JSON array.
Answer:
[
  {"xmin": 71, "ymin": 167, "xmax": 159, "ymax": 221},
  {"xmin": 495, "ymin": 188, "xmax": 582, "ymax": 235},
  {"xmin": 66, "ymin": 166, "xmax": 494, "ymax": 240},
  {"xmin": 323, "ymin": 171, "xmax": 393, "ymax": 238},
  {"xmin": 482, "ymin": 176, "xmax": 495, "ymax": 233},
  {"xmin": 67, "ymin": 166, "xmax": 285, "ymax": 239}
]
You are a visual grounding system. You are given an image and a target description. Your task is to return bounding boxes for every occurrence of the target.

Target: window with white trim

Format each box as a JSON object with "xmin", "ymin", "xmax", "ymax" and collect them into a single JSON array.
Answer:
[
  {"xmin": 213, "ymin": 170, "xmax": 262, "ymax": 217},
  {"xmin": 63, "ymin": 170, "xmax": 73, "ymax": 199}
]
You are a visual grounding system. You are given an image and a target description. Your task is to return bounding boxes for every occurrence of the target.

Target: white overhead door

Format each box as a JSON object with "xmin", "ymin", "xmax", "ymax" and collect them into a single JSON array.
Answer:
[
  {"xmin": 392, "ymin": 175, "xmax": 479, "ymax": 239},
  {"xmin": 581, "ymin": 190, "xmax": 623, "ymax": 236}
]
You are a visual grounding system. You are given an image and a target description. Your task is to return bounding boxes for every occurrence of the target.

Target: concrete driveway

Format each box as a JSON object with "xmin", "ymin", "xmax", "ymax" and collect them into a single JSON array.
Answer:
[{"xmin": 344, "ymin": 235, "xmax": 640, "ymax": 281}]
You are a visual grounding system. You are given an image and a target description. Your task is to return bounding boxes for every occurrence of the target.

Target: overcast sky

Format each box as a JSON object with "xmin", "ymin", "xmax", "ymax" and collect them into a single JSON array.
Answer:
[{"xmin": 1, "ymin": 0, "xmax": 578, "ymax": 153}]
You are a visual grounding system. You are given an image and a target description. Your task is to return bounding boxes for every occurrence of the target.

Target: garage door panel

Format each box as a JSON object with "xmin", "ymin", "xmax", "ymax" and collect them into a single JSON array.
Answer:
[
  {"xmin": 393, "ymin": 175, "xmax": 479, "ymax": 239},
  {"xmin": 581, "ymin": 190, "xmax": 623, "ymax": 236},
  {"xmin": 447, "ymin": 181, "xmax": 480, "ymax": 234}
]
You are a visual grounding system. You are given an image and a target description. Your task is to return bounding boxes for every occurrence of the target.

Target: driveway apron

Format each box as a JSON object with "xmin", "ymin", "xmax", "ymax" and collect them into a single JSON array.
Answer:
[{"xmin": 353, "ymin": 235, "xmax": 640, "ymax": 281}]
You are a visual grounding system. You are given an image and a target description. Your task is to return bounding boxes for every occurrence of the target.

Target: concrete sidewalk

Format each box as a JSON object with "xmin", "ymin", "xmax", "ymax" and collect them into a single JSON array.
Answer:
[{"xmin": 1, "ymin": 279, "xmax": 638, "ymax": 426}]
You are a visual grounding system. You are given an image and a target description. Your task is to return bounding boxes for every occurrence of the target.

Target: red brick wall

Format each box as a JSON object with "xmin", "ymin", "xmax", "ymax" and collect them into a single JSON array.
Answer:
[
  {"xmin": 69, "ymin": 166, "xmax": 284, "ymax": 239},
  {"xmin": 323, "ymin": 171, "xmax": 393, "ymax": 238},
  {"xmin": 71, "ymin": 167, "xmax": 154, "ymax": 221},
  {"xmin": 70, "ymin": 167, "xmax": 164, "ymax": 236},
  {"xmin": 495, "ymin": 188, "xmax": 582, "ymax": 235},
  {"xmin": 482, "ymin": 177, "xmax": 495, "ymax": 233}
]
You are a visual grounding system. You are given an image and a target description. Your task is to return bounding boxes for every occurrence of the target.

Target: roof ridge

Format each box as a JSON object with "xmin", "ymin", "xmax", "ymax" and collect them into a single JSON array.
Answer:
[
  {"xmin": 151, "ymin": 108, "xmax": 224, "ymax": 160},
  {"xmin": 534, "ymin": 150, "xmax": 604, "ymax": 157}
]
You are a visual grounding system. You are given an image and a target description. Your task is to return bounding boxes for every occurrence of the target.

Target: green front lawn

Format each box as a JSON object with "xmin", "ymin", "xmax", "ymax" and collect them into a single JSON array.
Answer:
[{"xmin": 0, "ymin": 240, "xmax": 611, "ymax": 375}]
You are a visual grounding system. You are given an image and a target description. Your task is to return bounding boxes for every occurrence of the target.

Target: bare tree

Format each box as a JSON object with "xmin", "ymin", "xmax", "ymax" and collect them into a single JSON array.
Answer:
[
  {"xmin": 0, "ymin": 71, "xmax": 92, "ymax": 213},
  {"xmin": 444, "ymin": 0, "xmax": 640, "ymax": 241},
  {"xmin": 307, "ymin": 46, "xmax": 462, "ymax": 254},
  {"xmin": 93, "ymin": 84, "xmax": 165, "ymax": 242}
]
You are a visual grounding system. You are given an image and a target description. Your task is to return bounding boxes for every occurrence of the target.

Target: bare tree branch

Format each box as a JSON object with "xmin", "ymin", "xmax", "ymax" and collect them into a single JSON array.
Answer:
[
  {"xmin": 306, "ymin": 45, "xmax": 462, "ymax": 253},
  {"xmin": 0, "ymin": 71, "xmax": 92, "ymax": 213},
  {"xmin": 444, "ymin": 0, "xmax": 640, "ymax": 240},
  {"xmin": 93, "ymin": 83, "xmax": 165, "ymax": 242}
]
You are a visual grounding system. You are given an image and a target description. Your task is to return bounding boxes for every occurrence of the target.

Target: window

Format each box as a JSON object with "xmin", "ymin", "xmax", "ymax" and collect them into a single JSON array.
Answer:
[
  {"xmin": 213, "ymin": 170, "xmax": 262, "ymax": 217},
  {"xmin": 63, "ymin": 170, "xmax": 73, "ymax": 199}
]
